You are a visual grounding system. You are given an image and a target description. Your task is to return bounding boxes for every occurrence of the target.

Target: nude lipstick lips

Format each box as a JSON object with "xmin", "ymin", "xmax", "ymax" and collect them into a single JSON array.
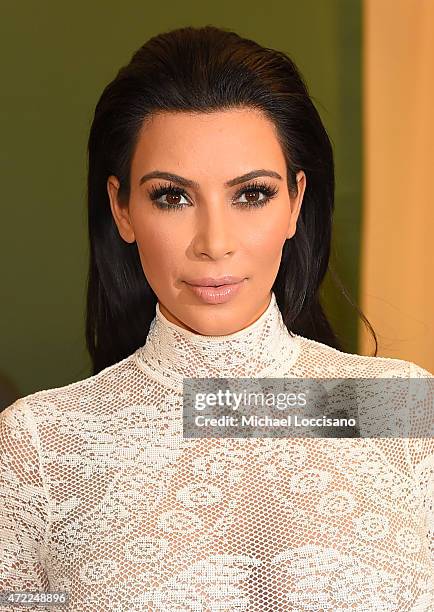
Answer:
[{"xmin": 184, "ymin": 277, "xmax": 246, "ymax": 304}]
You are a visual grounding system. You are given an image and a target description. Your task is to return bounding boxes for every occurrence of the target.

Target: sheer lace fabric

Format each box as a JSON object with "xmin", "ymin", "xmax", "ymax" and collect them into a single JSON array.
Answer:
[{"xmin": 1, "ymin": 291, "xmax": 433, "ymax": 611}]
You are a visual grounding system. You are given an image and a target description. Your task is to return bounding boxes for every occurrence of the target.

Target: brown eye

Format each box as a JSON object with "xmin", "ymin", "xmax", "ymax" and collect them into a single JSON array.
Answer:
[
  {"xmin": 234, "ymin": 181, "xmax": 279, "ymax": 208},
  {"xmin": 244, "ymin": 190, "xmax": 261, "ymax": 204},
  {"xmin": 165, "ymin": 193, "xmax": 182, "ymax": 206},
  {"xmin": 148, "ymin": 182, "xmax": 190, "ymax": 210}
]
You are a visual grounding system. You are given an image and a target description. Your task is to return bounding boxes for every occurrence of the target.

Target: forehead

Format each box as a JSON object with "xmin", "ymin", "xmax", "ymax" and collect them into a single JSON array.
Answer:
[{"xmin": 130, "ymin": 108, "xmax": 287, "ymax": 182}]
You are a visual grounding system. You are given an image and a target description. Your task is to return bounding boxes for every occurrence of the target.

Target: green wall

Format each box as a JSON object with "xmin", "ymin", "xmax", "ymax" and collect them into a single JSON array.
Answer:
[{"xmin": 0, "ymin": 0, "xmax": 362, "ymax": 400}]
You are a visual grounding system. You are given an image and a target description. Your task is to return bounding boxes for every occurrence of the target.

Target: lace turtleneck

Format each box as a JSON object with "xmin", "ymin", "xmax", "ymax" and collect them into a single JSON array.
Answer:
[
  {"xmin": 134, "ymin": 291, "xmax": 300, "ymax": 389},
  {"xmin": 1, "ymin": 291, "xmax": 433, "ymax": 611}
]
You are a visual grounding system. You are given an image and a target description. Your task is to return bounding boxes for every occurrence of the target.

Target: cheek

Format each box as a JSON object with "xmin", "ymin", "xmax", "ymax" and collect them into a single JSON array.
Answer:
[
  {"xmin": 132, "ymin": 216, "xmax": 184, "ymax": 282},
  {"xmin": 243, "ymin": 209, "xmax": 289, "ymax": 264}
]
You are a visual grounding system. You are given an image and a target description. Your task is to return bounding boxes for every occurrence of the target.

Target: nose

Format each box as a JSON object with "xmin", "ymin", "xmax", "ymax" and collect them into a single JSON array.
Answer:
[{"xmin": 192, "ymin": 201, "xmax": 237, "ymax": 260}]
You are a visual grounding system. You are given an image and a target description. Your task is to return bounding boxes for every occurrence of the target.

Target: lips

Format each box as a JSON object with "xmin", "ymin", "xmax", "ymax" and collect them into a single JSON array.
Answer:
[
  {"xmin": 185, "ymin": 278, "xmax": 246, "ymax": 304},
  {"xmin": 185, "ymin": 276, "xmax": 245, "ymax": 287}
]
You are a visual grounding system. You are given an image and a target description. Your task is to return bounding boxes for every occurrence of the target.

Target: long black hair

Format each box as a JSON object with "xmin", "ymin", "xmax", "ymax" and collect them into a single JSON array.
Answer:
[{"xmin": 86, "ymin": 24, "xmax": 377, "ymax": 375}]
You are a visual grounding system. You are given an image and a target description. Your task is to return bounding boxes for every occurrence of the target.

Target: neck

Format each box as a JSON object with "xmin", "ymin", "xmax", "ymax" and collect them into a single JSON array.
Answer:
[
  {"xmin": 134, "ymin": 291, "xmax": 300, "ymax": 390},
  {"xmin": 158, "ymin": 293, "xmax": 272, "ymax": 336}
]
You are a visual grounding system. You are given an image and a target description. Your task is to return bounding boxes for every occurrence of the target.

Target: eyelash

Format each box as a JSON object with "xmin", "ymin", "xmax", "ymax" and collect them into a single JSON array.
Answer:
[{"xmin": 147, "ymin": 180, "xmax": 279, "ymax": 211}]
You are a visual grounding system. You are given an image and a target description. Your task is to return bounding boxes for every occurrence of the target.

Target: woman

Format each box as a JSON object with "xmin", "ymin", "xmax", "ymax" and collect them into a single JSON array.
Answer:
[{"xmin": 1, "ymin": 25, "xmax": 432, "ymax": 611}]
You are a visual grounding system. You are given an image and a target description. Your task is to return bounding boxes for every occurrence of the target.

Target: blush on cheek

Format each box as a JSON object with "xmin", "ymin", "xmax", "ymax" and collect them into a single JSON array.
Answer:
[
  {"xmin": 136, "ymin": 240, "xmax": 180, "ymax": 288},
  {"xmin": 253, "ymin": 232, "xmax": 287, "ymax": 260}
]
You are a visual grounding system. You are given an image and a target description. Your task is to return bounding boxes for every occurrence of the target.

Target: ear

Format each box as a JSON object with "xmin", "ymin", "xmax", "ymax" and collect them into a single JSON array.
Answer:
[
  {"xmin": 286, "ymin": 170, "xmax": 306, "ymax": 240},
  {"xmin": 106, "ymin": 175, "xmax": 136, "ymax": 243}
]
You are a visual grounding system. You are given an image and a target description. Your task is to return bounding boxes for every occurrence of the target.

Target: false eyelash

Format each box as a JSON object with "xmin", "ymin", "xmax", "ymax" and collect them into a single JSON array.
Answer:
[
  {"xmin": 148, "ymin": 182, "xmax": 187, "ymax": 207},
  {"xmin": 147, "ymin": 180, "xmax": 279, "ymax": 210},
  {"xmin": 236, "ymin": 181, "xmax": 279, "ymax": 207}
]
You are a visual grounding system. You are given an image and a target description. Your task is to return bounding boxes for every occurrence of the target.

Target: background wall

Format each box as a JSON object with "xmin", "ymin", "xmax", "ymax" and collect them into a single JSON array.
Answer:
[
  {"xmin": 0, "ymin": 0, "xmax": 362, "ymax": 401},
  {"xmin": 360, "ymin": 0, "xmax": 434, "ymax": 372}
]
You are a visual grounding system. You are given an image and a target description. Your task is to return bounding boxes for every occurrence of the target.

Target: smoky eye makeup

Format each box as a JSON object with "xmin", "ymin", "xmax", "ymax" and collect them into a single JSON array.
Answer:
[{"xmin": 147, "ymin": 180, "xmax": 279, "ymax": 211}]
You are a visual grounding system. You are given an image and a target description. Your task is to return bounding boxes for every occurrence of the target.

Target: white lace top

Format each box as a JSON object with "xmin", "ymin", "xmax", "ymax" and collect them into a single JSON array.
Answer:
[{"xmin": 1, "ymin": 291, "xmax": 433, "ymax": 611}]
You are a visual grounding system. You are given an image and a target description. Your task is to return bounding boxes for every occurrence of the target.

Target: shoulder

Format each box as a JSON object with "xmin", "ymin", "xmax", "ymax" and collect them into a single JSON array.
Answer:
[
  {"xmin": 294, "ymin": 335, "xmax": 433, "ymax": 439},
  {"xmin": 294, "ymin": 334, "xmax": 433, "ymax": 378},
  {"xmin": 1, "ymin": 352, "xmax": 139, "ymax": 424}
]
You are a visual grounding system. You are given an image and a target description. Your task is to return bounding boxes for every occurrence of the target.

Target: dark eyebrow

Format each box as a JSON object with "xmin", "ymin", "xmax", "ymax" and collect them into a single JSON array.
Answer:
[{"xmin": 139, "ymin": 169, "xmax": 283, "ymax": 188}]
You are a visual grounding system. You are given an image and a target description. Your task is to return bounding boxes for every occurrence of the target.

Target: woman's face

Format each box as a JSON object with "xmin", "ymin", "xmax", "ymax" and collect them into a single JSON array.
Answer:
[{"xmin": 107, "ymin": 108, "xmax": 306, "ymax": 335}]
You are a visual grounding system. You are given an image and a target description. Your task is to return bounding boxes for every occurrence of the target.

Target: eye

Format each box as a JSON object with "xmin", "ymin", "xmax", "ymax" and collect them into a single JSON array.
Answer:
[
  {"xmin": 148, "ymin": 182, "xmax": 190, "ymax": 210},
  {"xmin": 147, "ymin": 179, "xmax": 279, "ymax": 211},
  {"xmin": 234, "ymin": 181, "xmax": 279, "ymax": 208}
]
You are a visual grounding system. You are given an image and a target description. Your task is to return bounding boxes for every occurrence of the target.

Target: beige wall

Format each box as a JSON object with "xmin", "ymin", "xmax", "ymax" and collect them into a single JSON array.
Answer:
[{"xmin": 360, "ymin": 0, "xmax": 434, "ymax": 371}]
